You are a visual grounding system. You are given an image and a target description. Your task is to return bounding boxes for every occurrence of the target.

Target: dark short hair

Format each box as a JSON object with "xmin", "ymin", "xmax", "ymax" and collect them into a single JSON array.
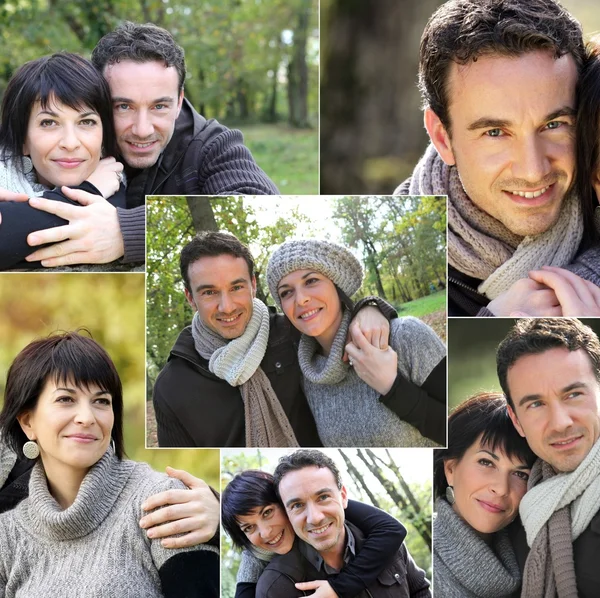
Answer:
[
  {"xmin": 433, "ymin": 392, "xmax": 536, "ymax": 499},
  {"xmin": 273, "ymin": 450, "xmax": 342, "ymax": 498},
  {"xmin": 0, "ymin": 331, "xmax": 125, "ymax": 460},
  {"xmin": 575, "ymin": 41, "xmax": 600, "ymax": 248},
  {"xmin": 0, "ymin": 52, "xmax": 117, "ymax": 170},
  {"xmin": 179, "ymin": 231, "xmax": 255, "ymax": 293},
  {"xmin": 222, "ymin": 470, "xmax": 280, "ymax": 550},
  {"xmin": 419, "ymin": 0, "xmax": 585, "ymax": 132},
  {"xmin": 91, "ymin": 21, "xmax": 186, "ymax": 93},
  {"xmin": 497, "ymin": 318, "xmax": 600, "ymax": 409}
]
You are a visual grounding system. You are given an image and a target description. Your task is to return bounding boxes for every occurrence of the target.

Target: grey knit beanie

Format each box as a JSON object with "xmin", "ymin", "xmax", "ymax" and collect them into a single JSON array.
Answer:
[{"xmin": 266, "ymin": 239, "xmax": 363, "ymax": 308}]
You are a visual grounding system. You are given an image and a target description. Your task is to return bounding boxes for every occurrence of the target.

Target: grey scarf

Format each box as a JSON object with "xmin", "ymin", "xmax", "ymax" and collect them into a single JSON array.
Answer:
[{"xmin": 191, "ymin": 299, "xmax": 298, "ymax": 447}]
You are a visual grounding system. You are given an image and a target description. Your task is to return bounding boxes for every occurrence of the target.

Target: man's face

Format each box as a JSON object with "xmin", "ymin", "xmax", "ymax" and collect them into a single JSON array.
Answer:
[
  {"xmin": 103, "ymin": 59, "xmax": 184, "ymax": 169},
  {"xmin": 185, "ymin": 254, "xmax": 256, "ymax": 340},
  {"xmin": 507, "ymin": 347, "xmax": 600, "ymax": 472},
  {"xmin": 426, "ymin": 50, "xmax": 577, "ymax": 237},
  {"xmin": 278, "ymin": 465, "xmax": 348, "ymax": 556}
]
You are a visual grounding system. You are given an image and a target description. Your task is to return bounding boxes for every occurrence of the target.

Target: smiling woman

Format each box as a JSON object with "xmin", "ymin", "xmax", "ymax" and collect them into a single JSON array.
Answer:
[{"xmin": 0, "ymin": 52, "xmax": 126, "ymax": 270}]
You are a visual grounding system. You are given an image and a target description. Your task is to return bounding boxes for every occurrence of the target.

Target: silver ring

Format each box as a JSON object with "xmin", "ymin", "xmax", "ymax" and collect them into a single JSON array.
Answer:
[
  {"xmin": 116, "ymin": 171, "xmax": 123, "ymax": 183},
  {"xmin": 348, "ymin": 357, "xmax": 354, "ymax": 367}
]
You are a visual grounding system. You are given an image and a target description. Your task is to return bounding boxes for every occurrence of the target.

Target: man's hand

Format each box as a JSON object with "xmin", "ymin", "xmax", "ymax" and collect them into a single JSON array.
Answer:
[
  {"xmin": 26, "ymin": 186, "xmax": 124, "ymax": 266},
  {"xmin": 86, "ymin": 157, "xmax": 124, "ymax": 198},
  {"xmin": 0, "ymin": 186, "xmax": 29, "ymax": 202},
  {"xmin": 295, "ymin": 580, "xmax": 339, "ymax": 597},
  {"xmin": 345, "ymin": 325, "xmax": 397, "ymax": 395},
  {"xmin": 344, "ymin": 306, "xmax": 390, "ymax": 362},
  {"xmin": 526, "ymin": 267, "xmax": 600, "ymax": 316},
  {"xmin": 139, "ymin": 467, "xmax": 220, "ymax": 549},
  {"xmin": 487, "ymin": 277, "xmax": 562, "ymax": 316}
]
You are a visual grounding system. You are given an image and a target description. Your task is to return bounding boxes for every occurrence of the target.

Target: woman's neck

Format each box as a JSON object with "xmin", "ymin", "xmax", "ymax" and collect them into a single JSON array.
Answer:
[
  {"xmin": 315, "ymin": 309, "xmax": 344, "ymax": 356},
  {"xmin": 42, "ymin": 459, "xmax": 89, "ymax": 509}
]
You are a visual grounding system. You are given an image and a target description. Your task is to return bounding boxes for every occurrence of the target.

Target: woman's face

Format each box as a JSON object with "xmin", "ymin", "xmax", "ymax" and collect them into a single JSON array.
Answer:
[
  {"xmin": 17, "ymin": 377, "xmax": 114, "ymax": 477},
  {"xmin": 23, "ymin": 95, "xmax": 103, "ymax": 188},
  {"xmin": 236, "ymin": 503, "xmax": 295, "ymax": 554},
  {"xmin": 277, "ymin": 269, "xmax": 343, "ymax": 345},
  {"xmin": 444, "ymin": 435, "xmax": 531, "ymax": 535}
]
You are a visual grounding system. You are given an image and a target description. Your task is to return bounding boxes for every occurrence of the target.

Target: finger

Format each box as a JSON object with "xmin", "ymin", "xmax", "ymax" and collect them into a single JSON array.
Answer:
[
  {"xmin": 345, "ymin": 342, "xmax": 359, "ymax": 362},
  {"xmin": 161, "ymin": 529, "xmax": 213, "ymax": 549},
  {"xmin": 295, "ymin": 581, "xmax": 326, "ymax": 590},
  {"xmin": 165, "ymin": 466, "xmax": 209, "ymax": 491},
  {"xmin": 370, "ymin": 327, "xmax": 383, "ymax": 350},
  {"xmin": 60, "ymin": 186, "xmax": 107, "ymax": 205},
  {"xmin": 26, "ymin": 238, "xmax": 80, "ymax": 261},
  {"xmin": 0, "ymin": 191, "xmax": 30, "ymax": 202},
  {"xmin": 142, "ymin": 487, "xmax": 194, "ymax": 512},
  {"xmin": 28, "ymin": 197, "xmax": 79, "ymax": 223},
  {"xmin": 145, "ymin": 516, "xmax": 201, "ymax": 539},
  {"xmin": 349, "ymin": 325, "xmax": 370, "ymax": 351},
  {"xmin": 529, "ymin": 270, "xmax": 584, "ymax": 306},
  {"xmin": 540, "ymin": 267, "xmax": 600, "ymax": 304}
]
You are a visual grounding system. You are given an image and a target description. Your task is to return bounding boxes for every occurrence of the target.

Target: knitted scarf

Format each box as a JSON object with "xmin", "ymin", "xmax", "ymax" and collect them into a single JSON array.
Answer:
[
  {"xmin": 297, "ymin": 308, "xmax": 352, "ymax": 384},
  {"xmin": 191, "ymin": 299, "xmax": 298, "ymax": 447},
  {"xmin": 519, "ymin": 439, "xmax": 600, "ymax": 598},
  {"xmin": 0, "ymin": 436, "xmax": 17, "ymax": 489},
  {"xmin": 434, "ymin": 498, "xmax": 521, "ymax": 598},
  {"xmin": 399, "ymin": 144, "xmax": 582, "ymax": 299}
]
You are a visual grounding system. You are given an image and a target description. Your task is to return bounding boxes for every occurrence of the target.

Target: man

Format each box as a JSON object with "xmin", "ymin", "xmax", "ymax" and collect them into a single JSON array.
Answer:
[
  {"xmin": 6, "ymin": 22, "xmax": 278, "ymax": 267},
  {"xmin": 255, "ymin": 449, "xmax": 431, "ymax": 598},
  {"xmin": 152, "ymin": 231, "xmax": 403, "ymax": 448},
  {"xmin": 395, "ymin": 0, "xmax": 587, "ymax": 316},
  {"xmin": 496, "ymin": 318, "xmax": 600, "ymax": 597}
]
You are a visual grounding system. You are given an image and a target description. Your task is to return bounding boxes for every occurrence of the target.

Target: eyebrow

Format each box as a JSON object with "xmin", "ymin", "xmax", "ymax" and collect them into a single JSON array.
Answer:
[
  {"xmin": 111, "ymin": 96, "xmax": 175, "ymax": 104},
  {"xmin": 467, "ymin": 106, "xmax": 576, "ymax": 131},
  {"xmin": 517, "ymin": 381, "xmax": 588, "ymax": 408},
  {"xmin": 284, "ymin": 487, "xmax": 333, "ymax": 509},
  {"xmin": 477, "ymin": 449, "xmax": 530, "ymax": 469},
  {"xmin": 36, "ymin": 110, "xmax": 98, "ymax": 118},
  {"xmin": 194, "ymin": 278, "xmax": 248, "ymax": 293},
  {"xmin": 54, "ymin": 387, "xmax": 111, "ymax": 396},
  {"xmin": 277, "ymin": 271, "xmax": 321, "ymax": 291}
]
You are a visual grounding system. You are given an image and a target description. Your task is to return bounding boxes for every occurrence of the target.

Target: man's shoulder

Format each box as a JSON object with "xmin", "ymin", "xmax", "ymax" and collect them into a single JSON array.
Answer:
[{"xmin": 256, "ymin": 545, "xmax": 307, "ymax": 598}]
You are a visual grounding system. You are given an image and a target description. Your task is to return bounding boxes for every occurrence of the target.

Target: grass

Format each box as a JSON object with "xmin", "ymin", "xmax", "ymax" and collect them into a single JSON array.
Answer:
[
  {"xmin": 397, "ymin": 290, "xmax": 446, "ymax": 318},
  {"xmin": 241, "ymin": 124, "xmax": 318, "ymax": 195}
]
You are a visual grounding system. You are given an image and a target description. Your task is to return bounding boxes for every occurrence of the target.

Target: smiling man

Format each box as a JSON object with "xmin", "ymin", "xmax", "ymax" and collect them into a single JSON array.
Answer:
[
  {"xmin": 496, "ymin": 318, "xmax": 600, "ymax": 597},
  {"xmin": 15, "ymin": 22, "xmax": 278, "ymax": 267},
  {"xmin": 255, "ymin": 449, "xmax": 431, "ymax": 598},
  {"xmin": 395, "ymin": 0, "xmax": 586, "ymax": 316}
]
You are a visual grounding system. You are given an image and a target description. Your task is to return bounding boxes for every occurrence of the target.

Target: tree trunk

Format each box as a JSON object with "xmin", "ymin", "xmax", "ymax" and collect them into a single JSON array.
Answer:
[
  {"xmin": 186, "ymin": 198, "xmax": 218, "ymax": 232},
  {"xmin": 288, "ymin": 0, "xmax": 311, "ymax": 128}
]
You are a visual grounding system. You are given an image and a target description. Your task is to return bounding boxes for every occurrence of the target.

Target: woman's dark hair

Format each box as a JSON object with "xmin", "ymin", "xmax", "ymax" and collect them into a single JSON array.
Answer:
[
  {"xmin": 0, "ymin": 52, "xmax": 117, "ymax": 170},
  {"xmin": 576, "ymin": 40, "xmax": 600, "ymax": 248},
  {"xmin": 222, "ymin": 470, "xmax": 280, "ymax": 550},
  {"xmin": 0, "ymin": 330, "xmax": 125, "ymax": 460},
  {"xmin": 433, "ymin": 392, "xmax": 536, "ymax": 500}
]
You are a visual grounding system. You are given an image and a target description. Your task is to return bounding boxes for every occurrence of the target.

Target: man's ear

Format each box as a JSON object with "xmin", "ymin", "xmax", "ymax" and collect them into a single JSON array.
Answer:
[
  {"xmin": 424, "ymin": 108, "xmax": 456, "ymax": 166},
  {"xmin": 508, "ymin": 404, "xmax": 526, "ymax": 438},
  {"xmin": 251, "ymin": 275, "xmax": 257, "ymax": 298},
  {"xmin": 340, "ymin": 485, "xmax": 348, "ymax": 509},
  {"xmin": 443, "ymin": 459, "xmax": 456, "ymax": 487},
  {"xmin": 176, "ymin": 88, "xmax": 184, "ymax": 118},
  {"xmin": 184, "ymin": 288, "xmax": 197, "ymax": 311}
]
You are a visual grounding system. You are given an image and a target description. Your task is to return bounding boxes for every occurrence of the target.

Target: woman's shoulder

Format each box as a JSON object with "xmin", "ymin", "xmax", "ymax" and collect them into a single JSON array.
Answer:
[
  {"xmin": 124, "ymin": 460, "xmax": 188, "ymax": 499},
  {"xmin": 0, "ymin": 157, "xmax": 46, "ymax": 196},
  {"xmin": 390, "ymin": 316, "xmax": 444, "ymax": 349}
]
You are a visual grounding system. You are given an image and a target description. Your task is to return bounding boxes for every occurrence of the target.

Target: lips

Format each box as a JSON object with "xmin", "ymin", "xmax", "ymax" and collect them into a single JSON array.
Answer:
[
  {"xmin": 266, "ymin": 530, "xmax": 284, "ymax": 546},
  {"xmin": 297, "ymin": 308, "xmax": 321, "ymax": 321},
  {"xmin": 503, "ymin": 183, "xmax": 556, "ymax": 207},
  {"xmin": 65, "ymin": 433, "xmax": 98, "ymax": 443},
  {"xmin": 125, "ymin": 140, "xmax": 159, "ymax": 151},
  {"xmin": 52, "ymin": 158, "xmax": 85, "ymax": 168},
  {"xmin": 550, "ymin": 435, "xmax": 582, "ymax": 450},
  {"xmin": 476, "ymin": 499, "xmax": 506, "ymax": 514},
  {"xmin": 307, "ymin": 522, "xmax": 333, "ymax": 536},
  {"xmin": 217, "ymin": 313, "xmax": 243, "ymax": 324}
]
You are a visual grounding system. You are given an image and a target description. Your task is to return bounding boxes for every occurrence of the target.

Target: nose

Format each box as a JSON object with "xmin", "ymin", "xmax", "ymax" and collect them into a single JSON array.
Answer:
[
  {"xmin": 131, "ymin": 110, "xmax": 154, "ymax": 139},
  {"xmin": 489, "ymin": 472, "xmax": 509, "ymax": 497},
  {"xmin": 511, "ymin": 135, "xmax": 551, "ymax": 184},
  {"xmin": 295, "ymin": 287, "xmax": 310, "ymax": 306},
  {"xmin": 548, "ymin": 403, "xmax": 574, "ymax": 434},
  {"xmin": 305, "ymin": 501, "xmax": 325, "ymax": 527},
  {"xmin": 219, "ymin": 292, "xmax": 235, "ymax": 313},
  {"xmin": 257, "ymin": 521, "xmax": 272, "ymax": 541},
  {"xmin": 74, "ymin": 401, "xmax": 95, "ymax": 426},
  {"xmin": 59, "ymin": 124, "xmax": 81, "ymax": 151}
]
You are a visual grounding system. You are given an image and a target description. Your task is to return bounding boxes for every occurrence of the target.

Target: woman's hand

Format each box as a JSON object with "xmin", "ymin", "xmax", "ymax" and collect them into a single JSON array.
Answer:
[
  {"xmin": 345, "ymin": 325, "xmax": 397, "ymax": 395},
  {"xmin": 139, "ymin": 467, "xmax": 220, "ymax": 548},
  {"xmin": 486, "ymin": 277, "xmax": 561, "ymax": 316},
  {"xmin": 86, "ymin": 156, "xmax": 124, "ymax": 198},
  {"xmin": 295, "ymin": 580, "xmax": 340, "ymax": 597}
]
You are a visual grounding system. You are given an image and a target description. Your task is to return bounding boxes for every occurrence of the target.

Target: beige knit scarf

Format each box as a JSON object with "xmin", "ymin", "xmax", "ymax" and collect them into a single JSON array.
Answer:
[
  {"xmin": 191, "ymin": 299, "xmax": 299, "ymax": 447},
  {"xmin": 403, "ymin": 144, "xmax": 583, "ymax": 299},
  {"xmin": 519, "ymin": 439, "xmax": 600, "ymax": 598}
]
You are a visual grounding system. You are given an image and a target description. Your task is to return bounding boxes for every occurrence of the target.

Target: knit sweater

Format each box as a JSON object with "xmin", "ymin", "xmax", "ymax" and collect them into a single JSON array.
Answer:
[
  {"xmin": 433, "ymin": 499, "xmax": 521, "ymax": 598},
  {"xmin": 0, "ymin": 449, "xmax": 219, "ymax": 597},
  {"xmin": 565, "ymin": 244, "xmax": 600, "ymax": 285},
  {"xmin": 303, "ymin": 316, "xmax": 444, "ymax": 447}
]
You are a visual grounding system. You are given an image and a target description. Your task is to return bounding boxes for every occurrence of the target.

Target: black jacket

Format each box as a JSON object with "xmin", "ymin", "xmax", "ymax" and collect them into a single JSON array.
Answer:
[
  {"xmin": 153, "ymin": 308, "xmax": 322, "ymax": 448},
  {"xmin": 255, "ymin": 522, "xmax": 431, "ymax": 598},
  {"xmin": 0, "ymin": 457, "xmax": 34, "ymax": 514},
  {"xmin": 448, "ymin": 265, "xmax": 491, "ymax": 316}
]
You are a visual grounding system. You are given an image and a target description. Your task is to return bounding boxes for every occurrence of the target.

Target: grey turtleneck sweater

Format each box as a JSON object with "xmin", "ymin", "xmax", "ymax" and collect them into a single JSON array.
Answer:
[
  {"xmin": 0, "ymin": 448, "xmax": 219, "ymax": 597},
  {"xmin": 299, "ymin": 315, "xmax": 444, "ymax": 447},
  {"xmin": 433, "ymin": 498, "xmax": 521, "ymax": 598}
]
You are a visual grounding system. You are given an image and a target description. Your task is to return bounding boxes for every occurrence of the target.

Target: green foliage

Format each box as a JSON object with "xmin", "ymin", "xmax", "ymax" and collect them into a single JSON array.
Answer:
[{"xmin": 397, "ymin": 290, "xmax": 446, "ymax": 318}]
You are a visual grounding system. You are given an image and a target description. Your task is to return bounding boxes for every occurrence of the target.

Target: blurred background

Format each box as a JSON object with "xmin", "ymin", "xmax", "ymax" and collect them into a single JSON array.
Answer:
[
  {"xmin": 448, "ymin": 317, "xmax": 600, "ymax": 412},
  {"xmin": 220, "ymin": 448, "xmax": 433, "ymax": 598},
  {"xmin": 146, "ymin": 195, "xmax": 447, "ymax": 445},
  {"xmin": 0, "ymin": 0, "xmax": 318, "ymax": 194},
  {"xmin": 0, "ymin": 273, "xmax": 218, "ymax": 486},
  {"xmin": 320, "ymin": 0, "xmax": 600, "ymax": 195}
]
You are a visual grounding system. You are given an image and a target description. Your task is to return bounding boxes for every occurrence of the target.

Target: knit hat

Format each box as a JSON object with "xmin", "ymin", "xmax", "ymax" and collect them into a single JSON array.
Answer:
[{"xmin": 266, "ymin": 239, "xmax": 363, "ymax": 308}]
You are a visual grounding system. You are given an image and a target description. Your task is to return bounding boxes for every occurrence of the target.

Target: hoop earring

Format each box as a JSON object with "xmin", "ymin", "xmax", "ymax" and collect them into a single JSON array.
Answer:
[
  {"xmin": 445, "ymin": 485, "xmax": 455, "ymax": 505},
  {"xmin": 23, "ymin": 440, "xmax": 40, "ymax": 459}
]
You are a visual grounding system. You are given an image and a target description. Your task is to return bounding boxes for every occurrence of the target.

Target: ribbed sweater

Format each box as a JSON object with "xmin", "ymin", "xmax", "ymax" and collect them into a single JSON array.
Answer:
[
  {"xmin": 301, "ymin": 316, "xmax": 444, "ymax": 447},
  {"xmin": 433, "ymin": 498, "xmax": 521, "ymax": 598},
  {"xmin": 0, "ymin": 448, "xmax": 219, "ymax": 597}
]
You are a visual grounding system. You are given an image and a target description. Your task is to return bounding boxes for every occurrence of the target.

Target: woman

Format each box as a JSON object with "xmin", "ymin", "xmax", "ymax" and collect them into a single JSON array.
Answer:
[
  {"xmin": 266, "ymin": 239, "xmax": 446, "ymax": 447},
  {"xmin": 0, "ymin": 332, "xmax": 218, "ymax": 597},
  {"xmin": 222, "ymin": 469, "xmax": 409, "ymax": 598},
  {"xmin": 0, "ymin": 52, "xmax": 126, "ymax": 270},
  {"xmin": 433, "ymin": 392, "xmax": 536, "ymax": 598}
]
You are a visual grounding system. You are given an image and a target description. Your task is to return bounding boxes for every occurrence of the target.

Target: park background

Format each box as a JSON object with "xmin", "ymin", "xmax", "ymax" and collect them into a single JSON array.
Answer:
[
  {"xmin": 448, "ymin": 317, "xmax": 600, "ymax": 411},
  {"xmin": 320, "ymin": 0, "xmax": 600, "ymax": 194},
  {"xmin": 0, "ymin": 0, "xmax": 318, "ymax": 194},
  {"xmin": 145, "ymin": 195, "xmax": 447, "ymax": 445},
  {"xmin": 220, "ymin": 448, "xmax": 433, "ymax": 598},
  {"xmin": 0, "ymin": 273, "xmax": 218, "ymax": 486}
]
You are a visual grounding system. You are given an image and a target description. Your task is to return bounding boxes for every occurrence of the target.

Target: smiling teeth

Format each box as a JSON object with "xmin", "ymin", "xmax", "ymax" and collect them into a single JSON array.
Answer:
[
  {"xmin": 554, "ymin": 438, "xmax": 576, "ymax": 445},
  {"xmin": 299, "ymin": 309, "xmax": 320, "ymax": 319},
  {"xmin": 220, "ymin": 315, "xmax": 239, "ymax": 322},
  {"xmin": 310, "ymin": 524, "xmax": 330, "ymax": 535},
  {"xmin": 267, "ymin": 531, "xmax": 283, "ymax": 544},
  {"xmin": 510, "ymin": 186, "xmax": 549, "ymax": 199},
  {"xmin": 131, "ymin": 142, "xmax": 154, "ymax": 148}
]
